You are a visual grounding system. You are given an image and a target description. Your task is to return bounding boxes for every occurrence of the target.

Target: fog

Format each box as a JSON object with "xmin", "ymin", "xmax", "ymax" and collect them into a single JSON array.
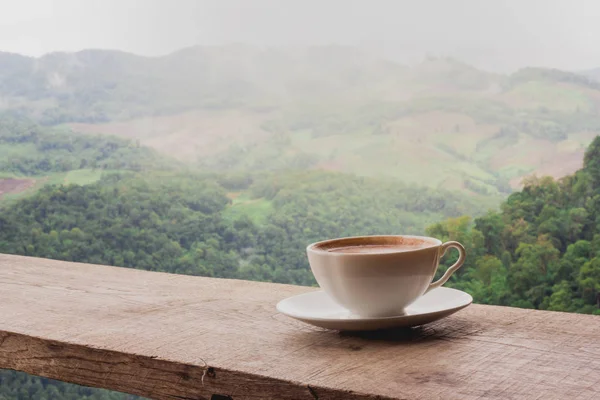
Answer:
[{"xmin": 1, "ymin": 0, "xmax": 600, "ymax": 72}]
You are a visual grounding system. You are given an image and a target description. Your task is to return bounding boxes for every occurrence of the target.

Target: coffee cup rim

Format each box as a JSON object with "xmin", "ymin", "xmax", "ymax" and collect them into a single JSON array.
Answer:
[{"xmin": 307, "ymin": 235, "xmax": 442, "ymax": 256}]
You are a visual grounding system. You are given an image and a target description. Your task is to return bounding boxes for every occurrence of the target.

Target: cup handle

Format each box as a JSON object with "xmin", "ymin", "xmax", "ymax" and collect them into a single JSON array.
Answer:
[{"xmin": 425, "ymin": 241, "xmax": 466, "ymax": 294}]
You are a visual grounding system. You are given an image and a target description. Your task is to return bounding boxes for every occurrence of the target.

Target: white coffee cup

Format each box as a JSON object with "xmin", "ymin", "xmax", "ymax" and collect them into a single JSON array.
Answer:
[{"xmin": 306, "ymin": 235, "xmax": 466, "ymax": 318}]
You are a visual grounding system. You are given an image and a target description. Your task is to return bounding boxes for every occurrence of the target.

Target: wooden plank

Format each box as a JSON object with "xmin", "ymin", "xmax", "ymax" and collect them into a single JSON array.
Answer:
[{"xmin": 0, "ymin": 254, "xmax": 599, "ymax": 400}]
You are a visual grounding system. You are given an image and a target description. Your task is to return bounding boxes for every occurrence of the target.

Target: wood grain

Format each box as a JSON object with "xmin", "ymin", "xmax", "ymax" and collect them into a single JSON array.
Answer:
[{"xmin": 0, "ymin": 254, "xmax": 599, "ymax": 400}]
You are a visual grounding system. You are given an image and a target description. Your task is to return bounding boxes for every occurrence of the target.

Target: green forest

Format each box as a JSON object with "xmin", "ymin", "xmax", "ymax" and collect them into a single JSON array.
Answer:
[
  {"xmin": 0, "ymin": 114, "xmax": 174, "ymax": 176},
  {"xmin": 0, "ymin": 170, "xmax": 482, "ymax": 286}
]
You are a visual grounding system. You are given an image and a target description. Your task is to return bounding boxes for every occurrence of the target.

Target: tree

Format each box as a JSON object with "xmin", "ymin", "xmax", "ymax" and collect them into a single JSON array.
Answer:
[
  {"xmin": 578, "ymin": 257, "xmax": 600, "ymax": 308},
  {"xmin": 557, "ymin": 240, "xmax": 591, "ymax": 282},
  {"xmin": 508, "ymin": 235, "xmax": 560, "ymax": 307},
  {"xmin": 475, "ymin": 211, "xmax": 504, "ymax": 257},
  {"xmin": 473, "ymin": 255, "xmax": 504, "ymax": 287},
  {"xmin": 546, "ymin": 281, "xmax": 575, "ymax": 312},
  {"xmin": 584, "ymin": 136, "xmax": 600, "ymax": 190}
]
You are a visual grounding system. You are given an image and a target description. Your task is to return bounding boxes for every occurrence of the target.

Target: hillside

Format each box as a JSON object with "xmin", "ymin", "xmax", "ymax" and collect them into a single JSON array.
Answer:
[
  {"xmin": 0, "ymin": 114, "xmax": 178, "ymax": 203},
  {"xmin": 1, "ymin": 47, "xmax": 600, "ymax": 198},
  {"xmin": 0, "ymin": 169, "xmax": 485, "ymax": 284},
  {"xmin": 0, "ymin": 45, "xmax": 416, "ymax": 123},
  {"xmin": 434, "ymin": 136, "xmax": 600, "ymax": 313}
]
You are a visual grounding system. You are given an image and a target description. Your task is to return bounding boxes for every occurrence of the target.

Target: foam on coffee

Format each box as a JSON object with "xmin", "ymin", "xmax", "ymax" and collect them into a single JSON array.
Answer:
[{"xmin": 327, "ymin": 243, "xmax": 427, "ymax": 254}]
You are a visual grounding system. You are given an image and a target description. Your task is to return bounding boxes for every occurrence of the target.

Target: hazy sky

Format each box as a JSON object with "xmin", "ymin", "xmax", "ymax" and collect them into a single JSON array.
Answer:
[{"xmin": 1, "ymin": 0, "xmax": 599, "ymax": 72}]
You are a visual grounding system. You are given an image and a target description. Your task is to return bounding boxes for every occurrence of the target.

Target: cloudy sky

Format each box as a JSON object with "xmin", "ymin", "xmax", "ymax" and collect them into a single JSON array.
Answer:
[{"xmin": 0, "ymin": 0, "xmax": 599, "ymax": 72}]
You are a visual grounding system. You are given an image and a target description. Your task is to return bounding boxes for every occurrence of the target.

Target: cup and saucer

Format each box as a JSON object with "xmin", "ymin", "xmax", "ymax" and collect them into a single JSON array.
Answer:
[{"xmin": 277, "ymin": 235, "xmax": 473, "ymax": 331}]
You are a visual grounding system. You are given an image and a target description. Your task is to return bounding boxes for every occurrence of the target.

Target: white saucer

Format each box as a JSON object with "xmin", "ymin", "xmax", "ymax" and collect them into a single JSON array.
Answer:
[{"xmin": 276, "ymin": 287, "xmax": 472, "ymax": 331}]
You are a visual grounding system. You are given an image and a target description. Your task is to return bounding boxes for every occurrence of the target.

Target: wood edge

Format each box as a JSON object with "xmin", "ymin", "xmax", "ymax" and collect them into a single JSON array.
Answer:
[
  {"xmin": 0, "ymin": 253, "xmax": 317, "ymax": 293},
  {"xmin": 0, "ymin": 330, "xmax": 395, "ymax": 400}
]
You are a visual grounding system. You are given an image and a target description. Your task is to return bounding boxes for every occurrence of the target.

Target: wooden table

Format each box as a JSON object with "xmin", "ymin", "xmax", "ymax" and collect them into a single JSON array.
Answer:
[{"xmin": 0, "ymin": 254, "xmax": 599, "ymax": 399}]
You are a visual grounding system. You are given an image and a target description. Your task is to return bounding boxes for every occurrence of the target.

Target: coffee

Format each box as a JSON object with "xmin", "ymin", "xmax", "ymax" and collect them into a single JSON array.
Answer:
[
  {"xmin": 307, "ymin": 235, "xmax": 466, "ymax": 317},
  {"xmin": 327, "ymin": 244, "xmax": 424, "ymax": 254}
]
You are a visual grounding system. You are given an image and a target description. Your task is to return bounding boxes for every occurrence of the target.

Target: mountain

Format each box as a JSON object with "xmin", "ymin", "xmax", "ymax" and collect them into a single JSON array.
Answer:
[
  {"xmin": 0, "ymin": 113, "xmax": 177, "ymax": 204},
  {"xmin": 69, "ymin": 65, "xmax": 599, "ymax": 198},
  {"xmin": 0, "ymin": 45, "xmax": 416, "ymax": 124},
  {"xmin": 580, "ymin": 67, "xmax": 600, "ymax": 83},
  {"xmin": 0, "ymin": 46, "xmax": 507, "ymax": 124},
  {"xmin": 2, "ymin": 46, "xmax": 600, "ymax": 203}
]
